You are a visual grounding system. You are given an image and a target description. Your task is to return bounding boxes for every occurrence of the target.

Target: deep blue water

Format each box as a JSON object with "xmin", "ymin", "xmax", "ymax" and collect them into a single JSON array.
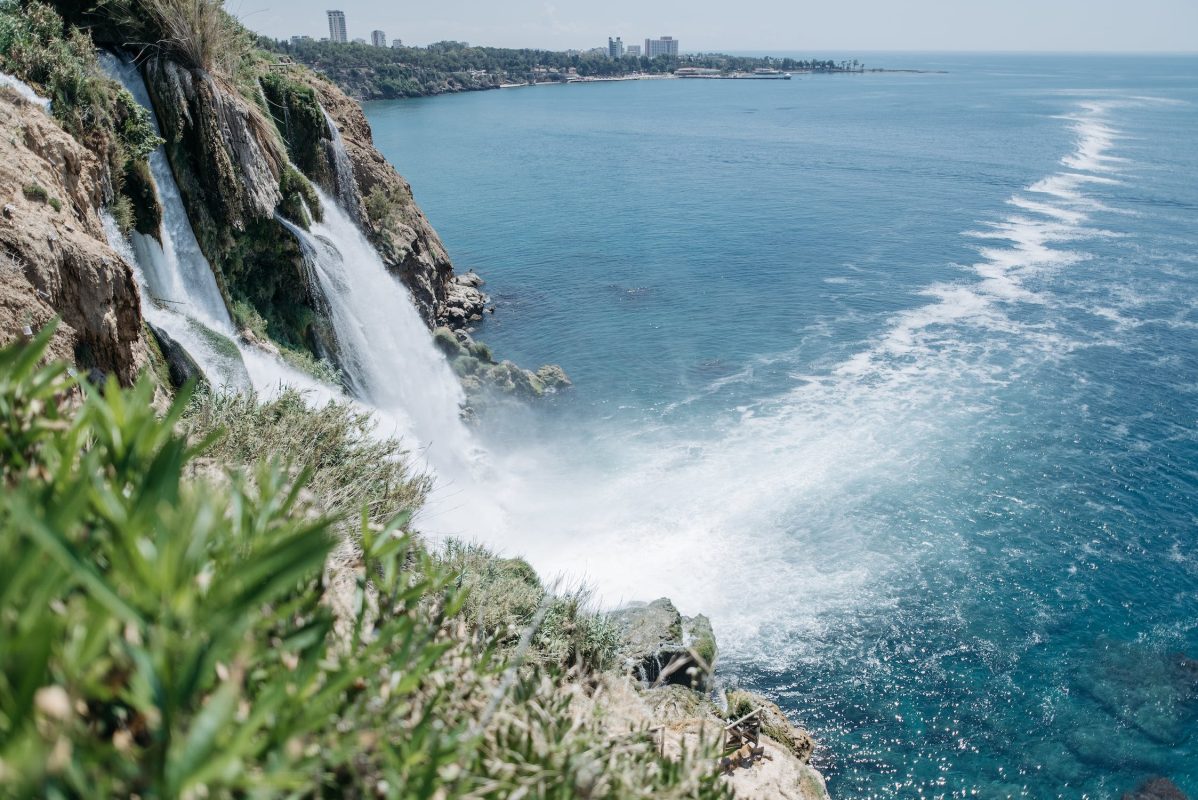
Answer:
[{"xmin": 365, "ymin": 54, "xmax": 1198, "ymax": 798}]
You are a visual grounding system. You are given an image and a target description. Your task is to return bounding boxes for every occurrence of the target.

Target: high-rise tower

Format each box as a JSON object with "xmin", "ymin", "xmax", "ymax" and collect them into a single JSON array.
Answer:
[{"xmin": 326, "ymin": 10, "xmax": 347, "ymax": 44}]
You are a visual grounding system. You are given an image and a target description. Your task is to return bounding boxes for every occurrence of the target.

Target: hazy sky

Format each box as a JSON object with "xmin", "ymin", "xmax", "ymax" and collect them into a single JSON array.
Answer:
[{"xmin": 238, "ymin": 0, "xmax": 1198, "ymax": 53}]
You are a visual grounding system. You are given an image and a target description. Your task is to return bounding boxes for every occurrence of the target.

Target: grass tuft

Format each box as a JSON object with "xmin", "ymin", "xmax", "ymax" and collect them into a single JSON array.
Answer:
[
  {"xmin": 183, "ymin": 387, "xmax": 431, "ymax": 528},
  {"xmin": 102, "ymin": 0, "xmax": 252, "ymax": 79}
]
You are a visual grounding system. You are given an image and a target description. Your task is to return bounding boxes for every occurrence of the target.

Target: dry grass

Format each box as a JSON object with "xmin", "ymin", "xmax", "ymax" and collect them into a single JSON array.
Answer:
[
  {"xmin": 183, "ymin": 387, "xmax": 432, "ymax": 529},
  {"xmin": 104, "ymin": 0, "xmax": 251, "ymax": 78}
]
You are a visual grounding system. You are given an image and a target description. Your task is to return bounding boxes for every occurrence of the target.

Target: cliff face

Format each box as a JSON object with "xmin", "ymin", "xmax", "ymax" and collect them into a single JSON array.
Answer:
[
  {"xmin": 298, "ymin": 73, "xmax": 458, "ymax": 326},
  {"xmin": 139, "ymin": 54, "xmax": 465, "ymax": 352},
  {"xmin": 0, "ymin": 89, "xmax": 147, "ymax": 383},
  {"xmin": 144, "ymin": 58, "xmax": 285, "ymax": 243}
]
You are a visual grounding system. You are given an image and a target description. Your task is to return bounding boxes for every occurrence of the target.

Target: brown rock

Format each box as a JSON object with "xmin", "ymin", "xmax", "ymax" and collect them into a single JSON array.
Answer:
[{"xmin": 0, "ymin": 93, "xmax": 147, "ymax": 383}]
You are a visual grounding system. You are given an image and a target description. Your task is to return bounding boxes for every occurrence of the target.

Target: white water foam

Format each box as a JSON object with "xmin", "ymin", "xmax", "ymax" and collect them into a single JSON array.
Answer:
[
  {"xmin": 0, "ymin": 71, "xmax": 51, "ymax": 111},
  {"xmin": 457, "ymin": 98, "xmax": 1140, "ymax": 662}
]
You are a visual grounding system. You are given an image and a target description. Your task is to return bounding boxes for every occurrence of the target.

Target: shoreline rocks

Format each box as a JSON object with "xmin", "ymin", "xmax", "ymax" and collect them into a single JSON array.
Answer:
[
  {"xmin": 440, "ymin": 270, "xmax": 490, "ymax": 328},
  {"xmin": 611, "ymin": 597, "xmax": 718, "ymax": 693},
  {"xmin": 431, "ymin": 323, "xmax": 570, "ymax": 411},
  {"xmin": 608, "ymin": 597, "xmax": 829, "ymax": 799}
]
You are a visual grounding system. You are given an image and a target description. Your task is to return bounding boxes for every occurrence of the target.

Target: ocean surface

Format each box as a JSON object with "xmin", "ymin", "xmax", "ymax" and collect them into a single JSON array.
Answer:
[{"xmin": 364, "ymin": 54, "xmax": 1198, "ymax": 798}]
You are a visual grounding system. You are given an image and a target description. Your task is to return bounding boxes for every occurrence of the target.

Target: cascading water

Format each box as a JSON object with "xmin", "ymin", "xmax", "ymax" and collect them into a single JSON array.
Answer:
[
  {"xmin": 322, "ymin": 110, "xmax": 365, "ymax": 224},
  {"xmin": 99, "ymin": 52, "xmax": 252, "ymax": 390},
  {"xmin": 100, "ymin": 55, "xmax": 233, "ymax": 331},
  {"xmin": 277, "ymin": 191, "xmax": 489, "ymax": 505},
  {"xmin": 0, "ymin": 70, "xmax": 50, "ymax": 111}
]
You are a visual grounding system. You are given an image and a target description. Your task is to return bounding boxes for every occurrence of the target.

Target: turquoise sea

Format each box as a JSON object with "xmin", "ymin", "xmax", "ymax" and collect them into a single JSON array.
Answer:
[{"xmin": 365, "ymin": 54, "xmax": 1198, "ymax": 798}]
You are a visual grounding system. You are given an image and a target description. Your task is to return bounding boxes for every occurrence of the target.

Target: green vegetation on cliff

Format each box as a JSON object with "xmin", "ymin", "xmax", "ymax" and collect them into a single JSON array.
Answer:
[
  {"xmin": 265, "ymin": 38, "xmax": 866, "ymax": 100},
  {"xmin": 0, "ymin": 328, "xmax": 732, "ymax": 798},
  {"xmin": 0, "ymin": 0, "xmax": 161, "ymax": 230}
]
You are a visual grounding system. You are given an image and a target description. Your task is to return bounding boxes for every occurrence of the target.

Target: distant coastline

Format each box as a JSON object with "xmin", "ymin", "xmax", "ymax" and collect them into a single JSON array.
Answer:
[{"xmin": 262, "ymin": 39, "xmax": 934, "ymax": 101}]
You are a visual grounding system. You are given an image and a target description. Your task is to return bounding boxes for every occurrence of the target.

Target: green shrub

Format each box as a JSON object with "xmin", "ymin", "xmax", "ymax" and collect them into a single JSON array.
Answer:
[
  {"xmin": 538, "ymin": 591, "xmax": 622, "ymax": 673},
  {"xmin": 0, "ymin": 0, "xmax": 162, "ymax": 219},
  {"xmin": 364, "ymin": 186, "xmax": 400, "ymax": 229},
  {"xmin": 21, "ymin": 183, "xmax": 48, "ymax": 202},
  {"xmin": 278, "ymin": 163, "xmax": 321, "ymax": 227},
  {"xmin": 47, "ymin": 196, "xmax": 61, "ymax": 212},
  {"xmin": 432, "ymin": 326, "xmax": 466, "ymax": 359},
  {"xmin": 469, "ymin": 340, "xmax": 495, "ymax": 363},
  {"xmin": 260, "ymin": 70, "xmax": 329, "ymax": 183},
  {"xmin": 0, "ymin": 327, "xmax": 732, "ymax": 799}
]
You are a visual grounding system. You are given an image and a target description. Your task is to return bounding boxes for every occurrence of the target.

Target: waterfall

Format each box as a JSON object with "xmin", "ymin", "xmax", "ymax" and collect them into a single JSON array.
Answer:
[
  {"xmin": 102, "ymin": 50, "xmax": 494, "ymax": 533},
  {"xmin": 0, "ymin": 70, "xmax": 51, "ymax": 111},
  {"xmin": 277, "ymin": 190, "xmax": 480, "ymax": 474},
  {"xmin": 99, "ymin": 52, "xmax": 254, "ymax": 390},
  {"xmin": 100, "ymin": 53, "xmax": 233, "ymax": 332},
  {"xmin": 321, "ymin": 109, "xmax": 365, "ymax": 224}
]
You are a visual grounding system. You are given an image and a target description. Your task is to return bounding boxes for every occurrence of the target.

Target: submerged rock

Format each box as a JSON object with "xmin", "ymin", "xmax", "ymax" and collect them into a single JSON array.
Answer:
[
  {"xmin": 611, "ymin": 597, "xmax": 718, "ymax": 692},
  {"xmin": 1122, "ymin": 778, "xmax": 1188, "ymax": 800}
]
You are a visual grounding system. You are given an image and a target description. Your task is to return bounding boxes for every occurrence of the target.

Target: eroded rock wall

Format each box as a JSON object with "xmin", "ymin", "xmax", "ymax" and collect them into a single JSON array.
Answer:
[{"xmin": 0, "ymin": 90, "xmax": 147, "ymax": 383}]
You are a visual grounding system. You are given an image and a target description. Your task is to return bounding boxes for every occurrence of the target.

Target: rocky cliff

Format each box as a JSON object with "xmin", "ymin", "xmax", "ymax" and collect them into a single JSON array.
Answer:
[{"xmin": 0, "ymin": 88, "xmax": 147, "ymax": 384}]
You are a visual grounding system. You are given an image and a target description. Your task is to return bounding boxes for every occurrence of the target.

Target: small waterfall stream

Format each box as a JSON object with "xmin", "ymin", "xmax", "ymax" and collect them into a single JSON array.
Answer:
[
  {"xmin": 99, "ymin": 54, "xmax": 233, "ymax": 331},
  {"xmin": 322, "ymin": 110, "xmax": 364, "ymax": 224},
  {"xmin": 99, "ymin": 52, "xmax": 252, "ymax": 390}
]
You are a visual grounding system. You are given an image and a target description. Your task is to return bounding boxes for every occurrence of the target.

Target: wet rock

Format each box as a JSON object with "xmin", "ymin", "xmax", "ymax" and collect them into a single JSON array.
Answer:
[
  {"xmin": 1122, "ymin": 778, "xmax": 1188, "ymax": 800},
  {"xmin": 535, "ymin": 363, "xmax": 572, "ymax": 391},
  {"xmin": 488, "ymin": 360, "xmax": 545, "ymax": 400},
  {"xmin": 611, "ymin": 597, "xmax": 718, "ymax": 692},
  {"xmin": 144, "ymin": 57, "xmax": 285, "ymax": 230},
  {"xmin": 149, "ymin": 322, "xmax": 204, "ymax": 389}
]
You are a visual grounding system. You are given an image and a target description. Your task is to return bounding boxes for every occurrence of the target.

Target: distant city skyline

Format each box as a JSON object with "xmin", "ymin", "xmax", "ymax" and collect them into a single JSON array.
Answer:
[{"xmin": 247, "ymin": 0, "xmax": 1198, "ymax": 52}]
